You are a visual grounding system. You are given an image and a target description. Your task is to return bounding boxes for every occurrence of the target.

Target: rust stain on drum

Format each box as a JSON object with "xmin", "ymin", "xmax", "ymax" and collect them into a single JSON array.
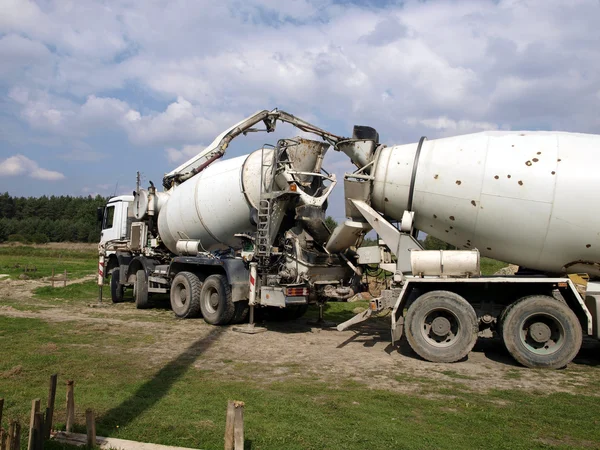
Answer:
[
  {"xmin": 449, "ymin": 216, "xmax": 455, "ymax": 221},
  {"xmin": 586, "ymin": 244, "xmax": 591, "ymax": 248},
  {"xmin": 456, "ymin": 180, "xmax": 462, "ymax": 185},
  {"xmin": 525, "ymin": 160, "xmax": 532, "ymax": 166},
  {"xmin": 494, "ymin": 175, "xmax": 499, "ymax": 180},
  {"xmin": 532, "ymin": 158, "xmax": 539, "ymax": 163},
  {"xmin": 518, "ymin": 180, "xmax": 524, "ymax": 186},
  {"xmin": 471, "ymin": 200, "xmax": 476, "ymax": 207},
  {"xmin": 434, "ymin": 174, "xmax": 439, "ymax": 179}
]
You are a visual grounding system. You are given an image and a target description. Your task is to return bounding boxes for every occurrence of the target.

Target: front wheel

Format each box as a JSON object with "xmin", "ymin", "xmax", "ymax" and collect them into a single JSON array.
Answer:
[
  {"xmin": 405, "ymin": 290, "xmax": 478, "ymax": 363},
  {"xmin": 199, "ymin": 274, "xmax": 235, "ymax": 325},
  {"xmin": 501, "ymin": 295, "xmax": 582, "ymax": 369}
]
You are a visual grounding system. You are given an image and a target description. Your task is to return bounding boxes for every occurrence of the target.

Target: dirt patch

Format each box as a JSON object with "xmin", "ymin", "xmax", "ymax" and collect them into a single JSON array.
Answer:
[
  {"xmin": 39, "ymin": 342, "xmax": 59, "ymax": 354},
  {"xmin": 2, "ymin": 365, "xmax": 23, "ymax": 378},
  {"xmin": 1, "ymin": 278, "xmax": 600, "ymax": 396}
]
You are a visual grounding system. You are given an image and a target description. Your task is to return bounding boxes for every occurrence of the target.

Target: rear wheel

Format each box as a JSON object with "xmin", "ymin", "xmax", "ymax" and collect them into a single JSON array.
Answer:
[
  {"xmin": 135, "ymin": 269, "xmax": 150, "ymax": 309},
  {"xmin": 170, "ymin": 272, "xmax": 202, "ymax": 318},
  {"xmin": 110, "ymin": 268, "xmax": 124, "ymax": 303},
  {"xmin": 501, "ymin": 295, "xmax": 582, "ymax": 369},
  {"xmin": 405, "ymin": 290, "xmax": 478, "ymax": 363},
  {"xmin": 200, "ymin": 274, "xmax": 235, "ymax": 325}
]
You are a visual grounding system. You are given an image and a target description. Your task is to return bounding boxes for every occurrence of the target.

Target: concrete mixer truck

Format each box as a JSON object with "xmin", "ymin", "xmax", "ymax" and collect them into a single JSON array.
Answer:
[{"xmin": 99, "ymin": 108, "xmax": 600, "ymax": 369}]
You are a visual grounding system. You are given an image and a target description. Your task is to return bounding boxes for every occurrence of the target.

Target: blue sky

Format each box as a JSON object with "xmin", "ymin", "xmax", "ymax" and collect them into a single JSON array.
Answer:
[{"xmin": 1, "ymin": 0, "xmax": 599, "ymax": 223}]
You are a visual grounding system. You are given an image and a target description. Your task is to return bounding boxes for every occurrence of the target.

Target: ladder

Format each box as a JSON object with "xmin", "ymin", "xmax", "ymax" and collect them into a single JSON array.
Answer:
[{"xmin": 255, "ymin": 146, "xmax": 278, "ymax": 260}]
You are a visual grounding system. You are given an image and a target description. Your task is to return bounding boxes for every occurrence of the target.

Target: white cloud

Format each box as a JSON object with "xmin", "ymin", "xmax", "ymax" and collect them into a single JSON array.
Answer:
[
  {"xmin": 0, "ymin": 155, "xmax": 65, "ymax": 181},
  {"xmin": 165, "ymin": 144, "xmax": 207, "ymax": 164},
  {"xmin": 2, "ymin": 0, "xmax": 600, "ymax": 198}
]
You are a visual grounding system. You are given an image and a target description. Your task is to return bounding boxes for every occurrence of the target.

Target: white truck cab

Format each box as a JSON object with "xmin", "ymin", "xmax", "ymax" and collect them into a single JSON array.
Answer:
[{"xmin": 99, "ymin": 195, "xmax": 133, "ymax": 246}]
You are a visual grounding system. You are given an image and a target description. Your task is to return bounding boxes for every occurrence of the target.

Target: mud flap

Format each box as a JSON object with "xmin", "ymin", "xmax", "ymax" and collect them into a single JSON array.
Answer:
[{"xmin": 391, "ymin": 316, "xmax": 404, "ymax": 344}]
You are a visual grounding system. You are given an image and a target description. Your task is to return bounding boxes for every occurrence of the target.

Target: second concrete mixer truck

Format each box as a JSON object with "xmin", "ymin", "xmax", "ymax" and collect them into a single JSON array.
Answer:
[{"xmin": 99, "ymin": 108, "xmax": 600, "ymax": 369}]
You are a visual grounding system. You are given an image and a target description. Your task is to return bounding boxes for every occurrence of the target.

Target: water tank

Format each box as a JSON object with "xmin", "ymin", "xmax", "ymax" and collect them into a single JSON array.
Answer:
[{"xmin": 370, "ymin": 131, "xmax": 600, "ymax": 275}]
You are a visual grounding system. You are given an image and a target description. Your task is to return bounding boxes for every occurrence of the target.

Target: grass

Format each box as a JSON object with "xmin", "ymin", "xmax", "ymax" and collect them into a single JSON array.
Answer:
[
  {"xmin": 0, "ymin": 246, "xmax": 97, "ymax": 280},
  {"xmin": 480, "ymin": 257, "xmax": 509, "ymax": 275},
  {"xmin": 1, "ymin": 313, "xmax": 600, "ymax": 449}
]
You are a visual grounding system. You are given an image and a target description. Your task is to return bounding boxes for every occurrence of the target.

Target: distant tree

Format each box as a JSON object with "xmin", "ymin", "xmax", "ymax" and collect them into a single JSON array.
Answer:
[{"xmin": 325, "ymin": 216, "xmax": 338, "ymax": 231}]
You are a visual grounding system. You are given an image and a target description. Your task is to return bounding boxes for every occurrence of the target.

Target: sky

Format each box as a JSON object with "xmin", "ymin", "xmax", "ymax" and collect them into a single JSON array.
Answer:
[{"xmin": 1, "ymin": 0, "xmax": 599, "ymax": 223}]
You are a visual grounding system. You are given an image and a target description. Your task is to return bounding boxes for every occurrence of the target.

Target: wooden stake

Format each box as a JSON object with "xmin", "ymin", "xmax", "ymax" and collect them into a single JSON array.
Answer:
[
  {"xmin": 224, "ymin": 401, "xmax": 235, "ymax": 450},
  {"xmin": 34, "ymin": 412, "xmax": 44, "ymax": 450},
  {"xmin": 63, "ymin": 270, "xmax": 67, "ymax": 288},
  {"xmin": 233, "ymin": 402, "xmax": 244, "ymax": 450},
  {"xmin": 85, "ymin": 410, "xmax": 95, "ymax": 448},
  {"xmin": 65, "ymin": 381, "xmax": 74, "ymax": 433},
  {"xmin": 0, "ymin": 398, "xmax": 3, "ymax": 429},
  {"xmin": 28, "ymin": 399, "xmax": 40, "ymax": 450},
  {"xmin": 6, "ymin": 421, "xmax": 13, "ymax": 450},
  {"xmin": 12, "ymin": 422, "xmax": 20, "ymax": 450},
  {"xmin": 44, "ymin": 374, "xmax": 57, "ymax": 439},
  {"xmin": 0, "ymin": 428, "xmax": 6, "ymax": 450}
]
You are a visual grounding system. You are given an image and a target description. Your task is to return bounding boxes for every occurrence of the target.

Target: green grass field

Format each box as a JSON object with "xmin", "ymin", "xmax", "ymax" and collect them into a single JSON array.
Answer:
[
  {"xmin": 0, "ymin": 246, "xmax": 97, "ymax": 280},
  {"xmin": 1, "ymin": 313, "xmax": 600, "ymax": 450},
  {"xmin": 2, "ymin": 246, "xmax": 599, "ymax": 449}
]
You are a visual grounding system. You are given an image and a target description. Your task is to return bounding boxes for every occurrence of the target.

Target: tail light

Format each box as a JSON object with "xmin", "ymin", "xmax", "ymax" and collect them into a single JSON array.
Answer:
[{"xmin": 285, "ymin": 287, "xmax": 309, "ymax": 297}]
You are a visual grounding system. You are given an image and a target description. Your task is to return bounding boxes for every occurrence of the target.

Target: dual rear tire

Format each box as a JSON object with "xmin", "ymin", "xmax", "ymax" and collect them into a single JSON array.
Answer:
[{"xmin": 404, "ymin": 290, "xmax": 583, "ymax": 368}]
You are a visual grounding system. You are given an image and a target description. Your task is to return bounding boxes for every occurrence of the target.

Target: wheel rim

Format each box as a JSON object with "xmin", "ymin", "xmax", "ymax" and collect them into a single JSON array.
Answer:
[
  {"xmin": 173, "ymin": 282, "xmax": 187, "ymax": 308},
  {"xmin": 519, "ymin": 313, "xmax": 565, "ymax": 355},
  {"xmin": 419, "ymin": 308, "xmax": 460, "ymax": 348},
  {"xmin": 204, "ymin": 287, "xmax": 219, "ymax": 314}
]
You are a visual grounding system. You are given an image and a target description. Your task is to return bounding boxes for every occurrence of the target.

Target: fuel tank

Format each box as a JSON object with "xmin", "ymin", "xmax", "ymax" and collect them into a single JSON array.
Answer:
[{"xmin": 370, "ymin": 131, "xmax": 600, "ymax": 275}]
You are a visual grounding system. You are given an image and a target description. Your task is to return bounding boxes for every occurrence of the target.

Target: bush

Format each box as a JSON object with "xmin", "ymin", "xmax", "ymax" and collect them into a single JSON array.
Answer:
[
  {"xmin": 30, "ymin": 233, "xmax": 49, "ymax": 244},
  {"xmin": 7, "ymin": 234, "xmax": 28, "ymax": 243}
]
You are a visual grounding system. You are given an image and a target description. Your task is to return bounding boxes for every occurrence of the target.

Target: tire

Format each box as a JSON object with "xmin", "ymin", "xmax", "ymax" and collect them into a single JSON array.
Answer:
[
  {"xmin": 231, "ymin": 301, "xmax": 249, "ymax": 324},
  {"xmin": 110, "ymin": 268, "xmax": 125, "ymax": 303},
  {"xmin": 170, "ymin": 272, "xmax": 202, "ymax": 318},
  {"xmin": 135, "ymin": 269, "xmax": 150, "ymax": 309},
  {"xmin": 405, "ymin": 290, "xmax": 478, "ymax": 363},
  {"xmin": 501, "ymin": 295, "xmax": 582, "ymax": 369},
  {"xmin": 199, "ymin": 274, "xmax": 235, "ymax": 325}
]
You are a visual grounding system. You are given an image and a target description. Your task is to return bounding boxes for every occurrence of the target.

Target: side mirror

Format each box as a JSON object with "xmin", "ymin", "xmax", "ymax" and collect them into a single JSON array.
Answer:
[{"xmin": 97, "ymin": 207, "xmax": 104, "ymax": 223}]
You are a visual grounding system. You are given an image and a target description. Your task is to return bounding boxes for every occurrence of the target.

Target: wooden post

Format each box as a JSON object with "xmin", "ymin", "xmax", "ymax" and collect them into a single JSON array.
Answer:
[
  {"xmin": 85, "ymin": 410, "xmax": 95, "ymax": 448},
  {"xmin": 34, "ymin": 412, "xmax": 44, "ymax": 450},
  {"xmin": 224, "ymin": 401, "xmax": 235, "ymax": 450},
  {"xmin": 0, "ymin": 398, "xmax": 3, "ymax": 429},
  {"xmin": 233, "ymin": 402, "xmax": 244, "ymax": 450},
  {"xmin": 6, "ymin": 422, "xmax": 13, "ymax": 450},
  {"xmin": 65, "ymin": 381, "xmax": 74, "ymax": 433},
  {"xmin": 12, "ymin": 422, "xmax": 20, "ymax": 450},
  {"xmin": 44, "ymin": 374, "xmax": 57, "ymax": 439},
  {"xmin": 51, "ymin": 268, "xmax": 54, "ymax": 288},
  {"xmin": 0, "ymin": 428, "xmax": 6, "ymax": 450},
  {"xmin": 28, "ymin": 399, "xmax": 40, "ymax": 450},
  {"xmin": 63, "ymin": 270, "xmax": 67, "ymax": 288}
]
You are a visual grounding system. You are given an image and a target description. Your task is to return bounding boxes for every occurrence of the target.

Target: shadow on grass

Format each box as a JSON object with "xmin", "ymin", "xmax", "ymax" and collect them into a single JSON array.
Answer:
[{"xmin": 97, "ymin": 327, "xmax": 225, "ymax": 435}]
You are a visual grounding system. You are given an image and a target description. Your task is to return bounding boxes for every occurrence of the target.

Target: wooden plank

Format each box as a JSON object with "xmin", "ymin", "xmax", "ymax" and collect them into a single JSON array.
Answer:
[
  {"xmin": 28, "ymin": 399, "xmax": 40, "ymax": 450},
  {"xmin": 53, "ymin": 431, "xmax": 199, "ymax": 450},
  {"xmin": 224, "ymin": 401, "xmax": 235, "ymax": 450},
  {"xmin": 65, "ymin": 381, "xmax": 74, "ymax": 433},
  {"xmin": 6, "ymin": 421, "xmax": 14, "ymax": 450},
  {"xmin": 85, "ymin": 410, "xmax": 95, "ymax": 448},
  {"xmin": 13, "ymin": 422, "xmax": 20, "ymax": 450},
  {"xmin": 33, "ymin": 412, "xmax": 44, "ymax": 450},
  {"xmin": 233, "ymin": 402, "xmax": 244, "ymax": 450},
  {"xmin": 44, "ymin": 374, "xmax": 58, "ymax": 439}
]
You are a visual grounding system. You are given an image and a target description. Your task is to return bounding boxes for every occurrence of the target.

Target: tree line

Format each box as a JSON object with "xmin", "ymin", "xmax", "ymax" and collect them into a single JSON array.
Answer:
[{"xmin": 0, "ymin": 192, "xmax": 107, "ymax": 243}]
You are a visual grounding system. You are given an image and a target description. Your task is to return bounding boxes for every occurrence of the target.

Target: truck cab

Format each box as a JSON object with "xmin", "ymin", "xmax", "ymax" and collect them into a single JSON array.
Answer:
[{"xmin": 99, "ymin": 195, "xmax": 133, "ymax": 246}]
